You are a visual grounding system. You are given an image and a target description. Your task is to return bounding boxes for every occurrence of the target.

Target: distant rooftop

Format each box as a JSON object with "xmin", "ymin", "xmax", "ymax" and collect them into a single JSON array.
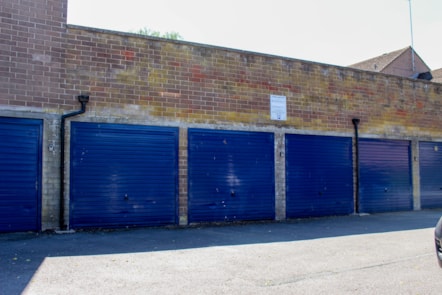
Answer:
[
  {"xmin": 349, "ymin": 46, "xmax": 432, "ymax": 81},
  {"xmin": 350, "ymin": 47, "xmax": 411, "ymax": 72}
]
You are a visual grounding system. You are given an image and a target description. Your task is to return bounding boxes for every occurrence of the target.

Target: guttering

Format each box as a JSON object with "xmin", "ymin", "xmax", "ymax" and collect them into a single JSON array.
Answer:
[
  {"xmin": 59, "ymin": 95, "xmax": 89, "ymax": 230},
  {"xmin": 352, "ymin": 118, "xmax": 360, "ymax": 214}
]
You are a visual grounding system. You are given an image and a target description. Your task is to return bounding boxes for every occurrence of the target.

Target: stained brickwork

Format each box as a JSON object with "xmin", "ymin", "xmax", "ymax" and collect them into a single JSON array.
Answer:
[{"xmin": 62, "ymin": 27, "xmax": 442, "ymax": 138}]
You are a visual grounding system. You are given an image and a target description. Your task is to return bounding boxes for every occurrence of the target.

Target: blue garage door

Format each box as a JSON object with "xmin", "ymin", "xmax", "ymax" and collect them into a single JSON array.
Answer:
[
  {"xmin": 0, "ymin": 117, "xmax": 42, "ymax": 232},
  {"xmin": 188, "ymin": 129, "xmax": 275, "ymax": 223},
  {"xmin": 359, "ymin": 139, "xmax": 412, "ymax": 213},
  {"xmin": 285, "ymin": 134, "xmax": 354, "ymax": 218},
  {"xmin": 419, "ymin": 142, "xmax": 442, "ymax": 209},
  {"xmin": 70, "ymin": 123, "xmax": 178, "ymax": 229}
]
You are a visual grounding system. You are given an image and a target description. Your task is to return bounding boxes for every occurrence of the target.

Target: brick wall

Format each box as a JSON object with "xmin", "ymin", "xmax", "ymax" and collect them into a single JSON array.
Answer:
[
  {"xmin": 0, "ymin": 0, "xmax": 71, "ymax": 111},
  {"xmin": 64, "ymin": 26, "xmax": 442, "ymax": 139}
]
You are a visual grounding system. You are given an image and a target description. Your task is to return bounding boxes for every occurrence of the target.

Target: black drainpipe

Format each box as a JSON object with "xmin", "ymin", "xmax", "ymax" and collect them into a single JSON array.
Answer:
[
  {"xmin": 59, "ymin": 95, "xmax": 89, "ymax": 230},
  {"xmin": 352, "ymin": 118, "xmax": 360, "ymax": 214}
]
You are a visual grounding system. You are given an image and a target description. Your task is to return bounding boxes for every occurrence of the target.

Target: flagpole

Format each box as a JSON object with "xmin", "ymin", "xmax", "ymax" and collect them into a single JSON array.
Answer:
[{"xmin": 408, "ymin": 0, "xmax": 415, "ymax": 72}]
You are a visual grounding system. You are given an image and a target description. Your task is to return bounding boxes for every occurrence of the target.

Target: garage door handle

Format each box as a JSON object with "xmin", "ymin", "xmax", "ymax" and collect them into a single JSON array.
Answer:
[
  {"xmin": 124, "ymin": 194, "xmax": 129, "ymax": 200},
  {"xmin": 384, "ymin": 188, "xmax": 388, "ymax": 192},
  {"xmin": 231, "ymin": 190, "xmax": 235, "ymax": 197}
]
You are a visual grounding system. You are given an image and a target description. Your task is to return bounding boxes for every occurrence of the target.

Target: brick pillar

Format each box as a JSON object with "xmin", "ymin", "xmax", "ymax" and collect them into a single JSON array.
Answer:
[
  {"xmin": 274, "ymin": 131, "xmax": 286, "ymax": 220},
  {"xmin": 411, "ymin": 139, "xmax": 421, "ymax": 210},
  {"xmin": 178, "ymin": 127, "xmax": 188, "ymax": 225}
]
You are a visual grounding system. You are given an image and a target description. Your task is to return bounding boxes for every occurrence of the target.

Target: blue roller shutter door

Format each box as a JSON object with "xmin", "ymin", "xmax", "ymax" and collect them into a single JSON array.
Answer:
[
  {"xmin": 285, "ymin": 134, "xmax": 354, "ymax": 218},
  {"xmin": 188, "ymin": 129, "xmax": 275, "ymax": 223},
  {"xmin": 419, "ymin": 142, "xmax": 442, "ymax": 209},
  {"xmin": 359, "ymin": 139, "xmax": 412, "ymax": 213},
  {"xmin": 0, "ymin": 117, "xmax": 42, "ymax": 232},
  {"xmin": 70, "ymin": 123, "xmax": 178, "ymax": 229}
]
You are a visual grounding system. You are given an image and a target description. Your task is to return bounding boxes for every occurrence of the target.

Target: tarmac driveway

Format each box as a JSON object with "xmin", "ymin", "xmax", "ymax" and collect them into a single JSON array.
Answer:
[{"xmin": 1, "ymin": 209, "xmax": 442, "ymax": 295}]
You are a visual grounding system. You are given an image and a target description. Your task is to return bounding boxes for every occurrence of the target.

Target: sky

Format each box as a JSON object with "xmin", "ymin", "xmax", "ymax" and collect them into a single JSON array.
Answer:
[{"xmin": 67, "ymin": 0, "xmax": 442, "ymax": 70}]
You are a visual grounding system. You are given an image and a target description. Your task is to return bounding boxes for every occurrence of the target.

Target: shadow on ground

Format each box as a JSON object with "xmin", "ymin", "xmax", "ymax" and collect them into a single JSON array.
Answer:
[{"xmin": 1, "ymin": 209, "xmax": 441, "ymax": 295}]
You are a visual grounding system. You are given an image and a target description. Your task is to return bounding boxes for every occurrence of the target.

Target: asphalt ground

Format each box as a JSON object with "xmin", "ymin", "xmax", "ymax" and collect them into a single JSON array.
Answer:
[{"xmin": 1, "ymin": 209, "xmax": 442, "ymax": 295}]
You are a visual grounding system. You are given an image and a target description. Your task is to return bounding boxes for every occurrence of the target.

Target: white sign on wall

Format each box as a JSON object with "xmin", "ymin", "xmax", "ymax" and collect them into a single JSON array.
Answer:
[{"xmin": 270, "ymin": 95, "xmax": 287, "ymax": 121}]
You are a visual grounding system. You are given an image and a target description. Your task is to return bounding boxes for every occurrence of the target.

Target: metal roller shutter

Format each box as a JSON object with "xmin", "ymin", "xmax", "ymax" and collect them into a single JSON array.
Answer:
[
  {"xmin": 359, "ymin": 139, "xmax": 412, "ymax": 213},
  {"xmin": 285, "ymin": 134, "xmax": 354, "ymax": 218},
  {"xmin": 0, "ymin": 117, "xmax": 42, "ymax": 232},
  {"xmin": 419, "ymin": 142, "xmax": 442, "ymax": 209},
  {"xmin": 188, "ymin": 129, "xmax": 275, "ymax": 223},
  {"xmin": 70, "ymin": 122, "xmax": 178, "ymax": 229}
]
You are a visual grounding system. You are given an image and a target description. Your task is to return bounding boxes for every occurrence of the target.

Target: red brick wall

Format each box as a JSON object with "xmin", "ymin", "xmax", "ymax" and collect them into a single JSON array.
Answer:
[
  {"xmin": 64, "ymin": 26, "xmax": 442, "ymax": 138},
  {"xmin": 0, "ymin": 0, "xmax": 70, "ymax": 110}
]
